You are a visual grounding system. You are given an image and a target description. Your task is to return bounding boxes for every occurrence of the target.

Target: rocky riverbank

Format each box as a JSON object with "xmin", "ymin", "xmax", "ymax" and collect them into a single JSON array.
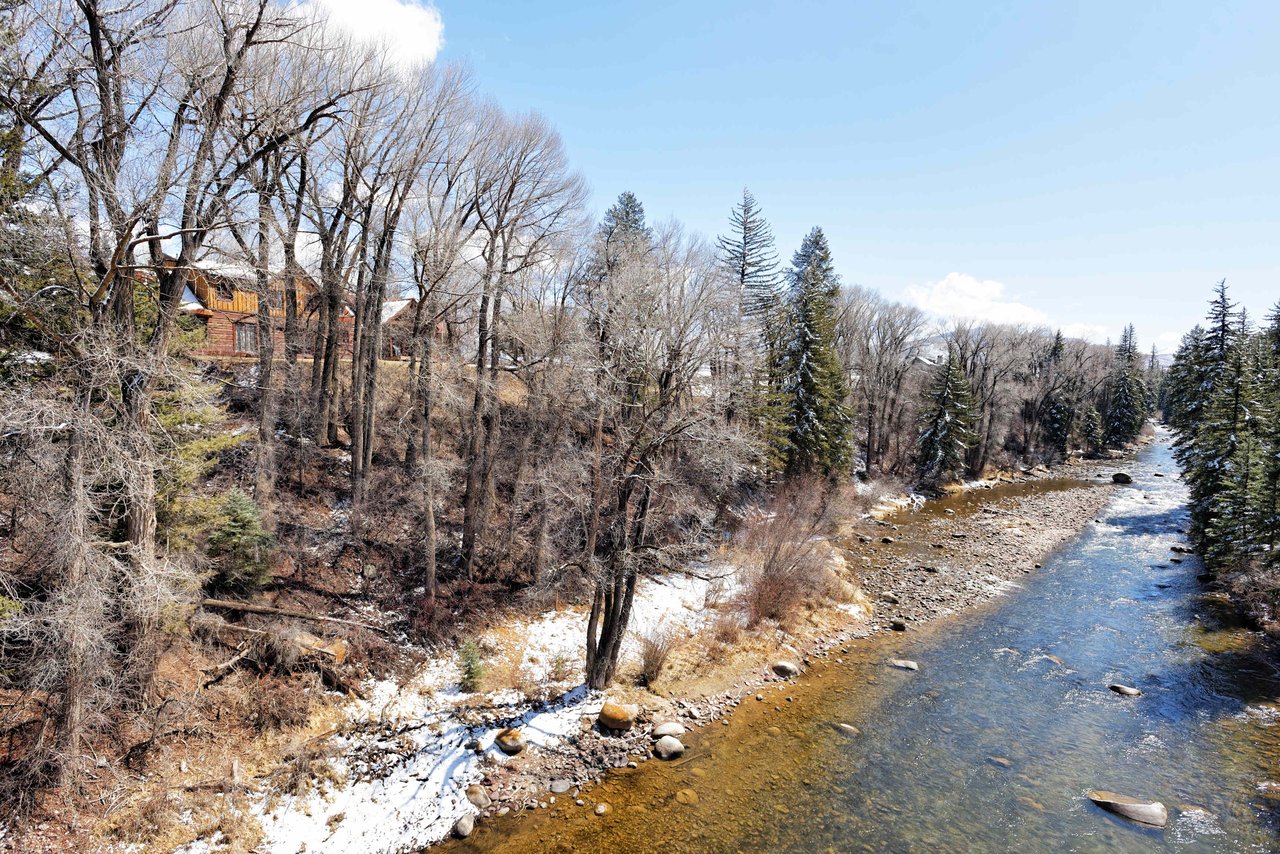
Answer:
[{"xmin": 429, "ymin": 457, "xmax": 1130, "ymax": 846}]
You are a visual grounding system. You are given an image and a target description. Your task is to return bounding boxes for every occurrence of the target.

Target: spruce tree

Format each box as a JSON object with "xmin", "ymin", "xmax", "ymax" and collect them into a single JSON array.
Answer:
[
  {"xmin": 1103, "ymin": 324, "xmax": 1148, "ymax": 447},
  {"xmin": 780, "ymin": 227, "xmax": 852, "ymax": 475},
  {"xmin": 1079, "ymin": 403, "xmax": 1103, "ymax": 455},
  {"xmin": 717, "ymin": 189, "xmax": 789, "ymax": 468},
  {"xmin": 916, "ymin": 347, "xmax": 978, "ymax": 488},
  {"xmin": 596, "ymin": 191, "xmax": 653, "ymax": 273},
  {"xmin": 718, "ymin": 188, "xmax": 783, "ymax": 320}
]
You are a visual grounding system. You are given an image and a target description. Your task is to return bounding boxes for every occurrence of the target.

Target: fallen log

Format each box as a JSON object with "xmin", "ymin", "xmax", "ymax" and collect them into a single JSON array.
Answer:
[{"xmin": 199, "ymin": 598, "xmax": 386, "ymax": 634}]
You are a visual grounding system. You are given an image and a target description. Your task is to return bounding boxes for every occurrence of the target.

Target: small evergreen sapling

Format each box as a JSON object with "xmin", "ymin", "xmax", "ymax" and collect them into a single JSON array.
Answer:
[{"xmin": 207, "ymin": 488, "xmax": 275, "ymax": 592}]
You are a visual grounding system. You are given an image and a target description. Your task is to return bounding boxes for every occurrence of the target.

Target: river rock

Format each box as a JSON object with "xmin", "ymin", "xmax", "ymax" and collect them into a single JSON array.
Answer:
[
  {"xmin": 494, "ymin": 727, "xmax": 526, "ymax": 755},
  {"xmin": 771, "ymin": 660, "xmax": 800, "ymax": 678},
  {"xmin": 1109, "ymin": 683, "xmax": 1142, "ymax": 697},
  {"xmin": 881, "ymin": 536, "xmax": 895, "ymax": 544},
  {"xmin": 833, "ymin": 722, "xmax": 861, "ymax": 737},
  {"xmin": 453, "ymin": 814, "xmax": 475, "ymax": 838},
  {"xmin": 549, "ymin": 778, "xmax": 574, "ymax": 794},
  {"xmin": 1112, "ymin": 472, "xmax": 1133, "ymax": 484},
  {"xmin": 653, "ymin": 721, "xmax": 686, "ymax": 738},
  {"xmin": 654, "ymin": 735, "xmax": 685, "ymax": 760},
  {"xmin": 890, "ymin": 619, "xmax": 908, "ymax": 631},
  {"xmin": 1171, "ymin": 545, "xmax": 1193, "ymax": 554},
  {"xmin": 598, "ymin": 701, "xmax": 640, "ymax": 731},
  {"xmin": 465, "ymin": 784, "xmax": 491, "ymax": 809},
  {"xmin": 888, "ymin": 658, "xmax": 919, "ymax": 671},
  {"xmin": 595, "ymin": 802, "xmax": 612, "ymax": 816},
  {"xmin": 1087, "ymin": 790, "xmax": 1168, "ymax": 827}
]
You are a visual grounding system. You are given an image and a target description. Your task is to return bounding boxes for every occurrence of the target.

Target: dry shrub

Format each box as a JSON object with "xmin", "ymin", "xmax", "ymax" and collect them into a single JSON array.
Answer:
[
  {"xmin": 108, "ymin": 787, "xmax": 184, "ymax": 845},
  {"xmin": 638, "ymin": 622, "xmax": 677, "ymax": 687},
  {"xmin": 191, "ymin": 793, "xmax": 264, "ymax": 854},
  {"xmin": 712, "ymin": 611, "xmax": 743, "ymax": 646},
  {"xmin": 734, "ymin": 478, "xmax": 836, "ymax": 627},
  {"xmin": 267, "ymin": 736, "xmax": 344, "ymax": 799},
  {"xmin": 547, "ymin": 651, "xmax": 576, "ymax": 683},
  {"xmin": 344, "ymin": 628, "xmax": 404, "ymax": 681},
  {"xmin": 245, "ymin": 674, "xmax": 315, "ymax": 732}
]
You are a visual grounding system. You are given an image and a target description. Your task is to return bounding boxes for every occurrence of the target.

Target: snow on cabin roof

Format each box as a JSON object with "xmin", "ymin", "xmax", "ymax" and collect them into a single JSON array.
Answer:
[
  {"xmin": 179, "ymin": 284, "xmax": 205, "ymax": 311},
  {"xmin": 381, "ymin": 298, "xmax": 414, "ymax": 324}
]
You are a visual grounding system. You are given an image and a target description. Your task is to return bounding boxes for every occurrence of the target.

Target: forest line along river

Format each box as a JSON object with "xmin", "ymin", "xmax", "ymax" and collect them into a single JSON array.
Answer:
[{"xmin": 446, "ymin": 432, "xmax": 1280, "ymax": 853}]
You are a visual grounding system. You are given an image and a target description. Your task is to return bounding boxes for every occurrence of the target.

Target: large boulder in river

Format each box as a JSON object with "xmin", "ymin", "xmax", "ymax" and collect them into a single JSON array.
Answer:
[
  {"xmin": 1087, "ymin": 790, "xmax": 1168, "ymax": 827},
  {"xmin": 1112, "ymin": 472, "xmax": 1133, "ymax": 484},
  {"xmin": 494, "ymin": 727, "xmax": 526, "ymax": 755},
  {"xmin": 597, "ymin": 701, "xmax": 640, "ymax": 731},
  {"xmin": 654, "ymin": 735, "xmax": 685, "ymax": 760},
  {"xmin": 1109, "ymin": 683, "xmax": 1142, "ymax": 697}
]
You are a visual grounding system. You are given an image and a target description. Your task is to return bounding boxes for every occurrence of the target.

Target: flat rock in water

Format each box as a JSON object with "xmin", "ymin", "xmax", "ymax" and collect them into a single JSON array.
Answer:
[
  {"xmin": 1087, "ymin": 790, "xmax": 1168, "ymax": 827},
  {"xmin": 654, "ymin": 735, "xmax": 685, "ymax": 760},
  {"xmin": 549, "ymin": 779, "xmax": 574, "ymax": 794},
  {"xmin": 832, "ymin": 722, "xmax": 861, "ymax": 737},
  {"xmin": 1109, "ymin": 683, "xmax": 1142, "ymax": 697},
  {"xmin": 1112, "ymin": 472, "xmax": 1133, "ymax": 484},
  {"xmin": 888, "ymin": 658, "xmax": 919, "ymax": 671}
]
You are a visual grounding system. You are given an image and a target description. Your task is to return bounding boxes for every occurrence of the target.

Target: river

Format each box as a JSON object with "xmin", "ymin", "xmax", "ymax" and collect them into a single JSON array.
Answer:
[{"xmin": 451, "ymin": 435, "xmax": 1280, "ymax": 853}]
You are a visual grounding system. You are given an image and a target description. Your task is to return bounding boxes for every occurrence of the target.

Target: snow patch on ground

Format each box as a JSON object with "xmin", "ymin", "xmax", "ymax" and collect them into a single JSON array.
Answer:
[{"xmin": 248, "ymin": 564, "xmax": 748, "ymax": 854}]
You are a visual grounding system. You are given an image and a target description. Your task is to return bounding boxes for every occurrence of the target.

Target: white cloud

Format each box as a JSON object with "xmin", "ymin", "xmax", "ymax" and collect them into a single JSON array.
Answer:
[
  {"xmin": 304, "ymin": 0, "xmax": 444, "ymax": 68},
  {"xmin": 1059, "ymin": 321, "xmax": 1111, "ymax": 343},
  {"xmin": 905, "ymin": 272, "xmax": 1049, "ymax": 327}
]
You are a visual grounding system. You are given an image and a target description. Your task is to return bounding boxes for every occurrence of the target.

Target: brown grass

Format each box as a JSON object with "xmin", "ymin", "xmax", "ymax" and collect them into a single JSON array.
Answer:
[{"xmin": 637, "ymin": 622, "xmax": 677, "ymax": 687}]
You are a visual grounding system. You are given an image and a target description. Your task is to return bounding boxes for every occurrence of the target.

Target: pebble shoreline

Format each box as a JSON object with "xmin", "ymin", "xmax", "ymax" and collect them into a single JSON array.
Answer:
[{"xmin": 444, "ymin": 457, "xmax": 1129, "ymax": 838}]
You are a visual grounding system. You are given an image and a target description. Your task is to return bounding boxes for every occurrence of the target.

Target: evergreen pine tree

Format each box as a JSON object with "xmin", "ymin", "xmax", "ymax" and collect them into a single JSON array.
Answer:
[
  {"xmin": 1079, "ymin": 403, "xmax": 1103, "ymax": 455},
  {"xmin": 717, "ymin": 189, "xmax": 789, "ymax": 468},
  {"xmin": 207, "ymin": 489, "xmax": 275, "ymax": 592},
  {"xmin": 916, "ymin": 347, "xmax": 978, "ymax": 488},
  {"xmin": 717, "ymin": 188, "xmax": 782, "ymax": 320},
  {"xmin": 780, "ymin": 227, "xmax": 852, "ymax": 475},
  {"xmin": 1103, "ymin": 324, "xmax": 1148, "ymax": 447},
  {"xmin": 1200, "ymin": 318, "xmax": 1270, "ymax": 567},
  {"xmin": 595, "ymin": 191, "xmax": 653, "ymax": 274}
]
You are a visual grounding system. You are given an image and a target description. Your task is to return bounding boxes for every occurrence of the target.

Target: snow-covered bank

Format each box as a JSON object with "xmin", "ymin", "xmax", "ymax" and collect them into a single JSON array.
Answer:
[{"xmin": 252, "ymin": 566, "xmax": 744, "ymax": 853}]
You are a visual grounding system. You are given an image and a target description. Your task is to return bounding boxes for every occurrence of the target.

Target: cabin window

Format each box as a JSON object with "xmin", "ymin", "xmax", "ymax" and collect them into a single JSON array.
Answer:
[
  {"xmin": 234, "ymin": 321, "xmax": 258, "ymax": 354},
  {"xmin": 213, "ymin": 277, "xmax": 236, "ymax": 303}
]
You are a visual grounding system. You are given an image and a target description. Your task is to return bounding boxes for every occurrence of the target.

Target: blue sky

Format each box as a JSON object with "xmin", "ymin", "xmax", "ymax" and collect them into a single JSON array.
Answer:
[{"xmin": 369, "ymin": 1, "xmax": 1279, "ymax": 350}]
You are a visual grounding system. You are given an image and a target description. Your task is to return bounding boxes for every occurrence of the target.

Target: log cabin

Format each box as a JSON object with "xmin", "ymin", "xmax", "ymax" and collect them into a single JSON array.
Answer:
[{"xmin": 176, "ymin": 261, "xmax": 353, "ymax": 359}]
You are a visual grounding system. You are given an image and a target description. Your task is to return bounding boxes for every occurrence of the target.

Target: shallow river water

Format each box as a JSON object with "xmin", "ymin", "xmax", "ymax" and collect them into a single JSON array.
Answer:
[{"xmin": 451, "ymin": 436, "xmax": 1280, "ymax": 853}]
